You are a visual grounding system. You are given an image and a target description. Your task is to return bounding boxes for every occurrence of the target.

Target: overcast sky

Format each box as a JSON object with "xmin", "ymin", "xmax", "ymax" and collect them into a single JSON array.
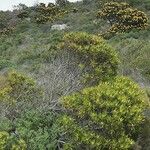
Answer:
[{"xmin": 0, "ymin": 0, "xmax": 80, "ymax": 11}]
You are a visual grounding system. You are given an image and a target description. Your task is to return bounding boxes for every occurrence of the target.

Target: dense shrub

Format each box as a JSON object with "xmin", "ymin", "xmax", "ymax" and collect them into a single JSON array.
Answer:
[
  {"xmin": 0, "ymin": 59, "xmax": 14, "ymax": 70},
  {"xmin": 0, "ymin": 27, "xmax": 14, "ymax": 36},
  {"xmin": 0, "ymin": 71, "xmax": 43, "ymax": 120},
  {"xmin": 15, "ymin": 109, "xmax": 60, "ymax": 150},
  {"xmin": 0, "ymin": 71, "xmax": 60, "ymax": 149},
  {"xmin": 60, "ymin": 76, "xmax": 149, "ymax": 149},
  {"xmin": 97, "ymin": 2, "xmax": 148, "ymax": 35},
  {"xmin": 109, "ymin": 35, "xmax": 150, "ymax": 80},
  {"xmin": 126, "ymin": 0, "xmax": 150, "ymax": 10},
  {"xmin": 0, "ymin": 131, "xmax": 27, "ymax": 150},
  {"xmin": 59, "ymin": 32, "xmax": 119, "ymax": 85},
  {"xmin": 0, "ymin": 11, "xmax": 11, "ymax": 30},
  {"xmin": 35, "ymin": 3, "xmax": 67, "ymax": 24},
  {"xmin": 0, "ymin": 110, "xmax": 60, "ymax": 150},
  {"xmin": 17, "ymin": 11, "xmax": 29, "ymax": 19},
  {"xmin": 56, "ymin": 0, "xmax": 69, "ymax": 6}
]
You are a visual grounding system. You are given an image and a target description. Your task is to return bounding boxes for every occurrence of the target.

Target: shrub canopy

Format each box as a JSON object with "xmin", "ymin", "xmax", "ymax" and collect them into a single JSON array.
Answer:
[
  {"xmin": 35, "ymin": 3, "xmax": 67, "ymax": 24},
  {"xmin": 0, "ymin": 71, "xmax": 42, "ymax": 120},
  {"xmin": 60, "ymin": 76, "xmax": 148, "ymax": 149},
  {"xmin": 59, "ymin": 32, "xmax": 119, "ymax": 85},
  {"xmin": 97, "ymin": 2, "xmax": 148, "ymax": 34}
]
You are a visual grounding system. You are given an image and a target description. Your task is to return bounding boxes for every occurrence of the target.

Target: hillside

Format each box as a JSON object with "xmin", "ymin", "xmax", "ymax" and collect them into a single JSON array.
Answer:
[{"xmin": 0, "ymin": 0, "xmax": 150, "ymax": 149}]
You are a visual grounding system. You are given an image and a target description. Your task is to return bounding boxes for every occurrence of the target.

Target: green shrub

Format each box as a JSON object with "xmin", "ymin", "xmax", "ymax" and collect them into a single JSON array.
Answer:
[
  {"xmin": 0, "ymin": 71, "xmax": 43, "ymax": 119},
  {"xmin": 17, "ymin": 11, "xmax": 29, "ymax": 20},
  {"xmin": 59, "ymin": 32, "xmax": 119, "ymax": 85},
  {"xmin": 0, "ymin": 27, "xmax": 14, "ymax": 36},
  {"xmin": 0, "ymin": 59, "xmax": 15, "ymax": 70},
  {"xmin": 56, "ymin": 0, "xmax": 69, "ymax": 6},
  {"xmin": 126, "ymin": 0, "xmax": 150, "ymax": 10},
  {"xmin": 35, "ymin": 3, "xmax": 67, "ymax": 24},
  {"xmin": 138, "ymin": 118, "xmax": 150, "ymax": 150},
  {"xmin": 109, "ymin": 35, "xmax": 150, "ymax": 80},
  {"xmin": 0, "ymin": 11, "xmax": 11, "ymax": 30},
  {"xmin": 0, "ymin": 131, "xmax": 27, "ymax": 150},
  {"xmin": 60, "ymin": 76, "xmax": 149, "ymax": 149},
  {"xmin": 16, "ymin": 109, "xmax": 60, "ymax": 150}
]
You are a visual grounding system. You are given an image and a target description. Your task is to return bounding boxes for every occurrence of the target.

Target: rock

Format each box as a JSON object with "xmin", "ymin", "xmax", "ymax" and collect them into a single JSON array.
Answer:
[
  {"xmin": 25, "ymin": 18, "xmax": 31, "ymax": 22},
  {"xmin": 51, "ymin": 24, "xmax": 68, "ymax": 30}
]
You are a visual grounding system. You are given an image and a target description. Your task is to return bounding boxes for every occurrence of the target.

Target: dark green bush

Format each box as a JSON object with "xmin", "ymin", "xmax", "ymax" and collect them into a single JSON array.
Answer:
[
  {"xmin": 0, "ymin": 59, "xmax": 15, "ymax": 70},
  {"xmin": 15, "ymin": 109, "xmax": 60, "ymax": 150},
  {"xmin": 0, "ymin": 109, "xmax": 60, "ymax": 150},
  {"xmin": 17, "ymin": 11, "xmax": 29, "ymax": 19}
]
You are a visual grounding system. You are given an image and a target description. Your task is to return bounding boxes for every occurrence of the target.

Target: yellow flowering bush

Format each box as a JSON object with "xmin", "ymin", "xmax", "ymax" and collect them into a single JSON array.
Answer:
[
  {"xmin": 97, "ymin": 2, "xmax": 148, "ymax": 35},
  {"xmin": 60, "ymin": 76, "xmax": 149, "ymax": 149}
]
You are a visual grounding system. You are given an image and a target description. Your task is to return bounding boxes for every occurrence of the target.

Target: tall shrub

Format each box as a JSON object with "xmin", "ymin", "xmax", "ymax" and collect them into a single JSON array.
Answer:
[
  {"xmin": 59, "ymin": 32, "xmax": 119, "ymax": 85},
  {"xmin": 97, "ymin": 2, "xmax": 148, "ymax": 35}
]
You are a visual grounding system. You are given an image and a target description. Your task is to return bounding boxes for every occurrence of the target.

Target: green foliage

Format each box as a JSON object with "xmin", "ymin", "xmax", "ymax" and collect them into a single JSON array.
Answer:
[
  {"xmin": 139, "ymin": 118, "xmax": 150, "ymax": 150},
  {"xmin": 60, "ymin": 76, "xmax": 148, "ymax": 149},
  {"xmin": 15, "ymin": 109, "xmax": 60, "ymax": 150},
  {"xmin": 0, "ymin": 71, "xmax": 60, "ymax": 149},
  {"xmin": 109, "ymin": 33, "xmax": 150, "ymax": 80},
  {"xmin": 0, "ymin": 0, "xmax": 150, "ymax": 149},
  {"xmin": 17, "ymin": 11, "xmax": 29, "ymax": 19},
  {"xmin": 35, "ymin": 3, "xmax": 67, "ymax": 24},
  {"xmin": 97, "ymin": 2, "xmax": 148, "ymax": 36},
  {"xmin": 59, "ymin": 32, "xmax": 119, "ymax": 85},
  {"xmin": 0, "ymin": 132, "xmax": 9, "ymax": 149},
  {"xmin": 0, "ymin": 71, "xmax": 43, "ymax": 119},
  {"xmin": 56, "ymin": 0, "xmax": 69, "ymax": 6},
  {"xmin": 0, "ymin": 131, "xmax": 27, "ymax": 150},
  {"xmin": 126, "ymin": 0, "xmax": 150, "ymax": 10},
  {"xmin": 0, "ymin": 27, "xmax": 14, "ymax": 36},
  {"xmin": 0, "ymin": 59, "xmax": 15, "ymax": 70},
  {"xmin": 0, "ymin": 110, "xmax": 60, "ymax": 150},
  {"xmin": 0, "ymin": 11, "xmax": 11, "ymax": 30}
]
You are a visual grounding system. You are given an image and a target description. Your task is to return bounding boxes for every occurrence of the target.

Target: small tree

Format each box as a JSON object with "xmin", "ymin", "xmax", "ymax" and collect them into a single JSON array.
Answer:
[
  {"xmin": 97, "ymin": 2, "xmax": 148, "ymax": 34},
  {"xmin": 35, "ymin": 3, "xmax": 67, "ymax": 24},
  {"xmin": 60, "ymin": 76, "xmax": 149, "ymax": 149}
]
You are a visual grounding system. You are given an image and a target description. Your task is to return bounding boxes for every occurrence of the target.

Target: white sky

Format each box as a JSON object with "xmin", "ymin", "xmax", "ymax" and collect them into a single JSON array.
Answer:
[{"xmin": 0, "ymin": 0, "xmax": 80, "ymax": 11}]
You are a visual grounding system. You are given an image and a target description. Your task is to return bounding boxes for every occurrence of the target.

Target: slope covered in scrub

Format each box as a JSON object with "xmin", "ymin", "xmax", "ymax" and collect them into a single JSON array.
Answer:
[{"xmin": 0, "ymin": 0, "xmax": 150, "ymax": 149}]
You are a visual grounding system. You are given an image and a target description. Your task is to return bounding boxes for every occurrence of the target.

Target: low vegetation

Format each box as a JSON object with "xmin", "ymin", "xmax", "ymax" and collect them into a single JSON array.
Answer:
[{"xmin": 0, "ymin": 0, "xmax": 150, "ymax": 149}]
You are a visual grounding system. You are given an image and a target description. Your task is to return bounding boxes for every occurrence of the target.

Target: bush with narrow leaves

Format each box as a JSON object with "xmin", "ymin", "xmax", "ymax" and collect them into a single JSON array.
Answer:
[
  {"xmin": 35, "ymin": 3, "xmax": 67, "ymax": 24},
  {"xmin": 0, "ymin": 71, "xmax": 43, "ymax": 120},
  {"xmin": 0, "ymin": 131, "xmax": 27, "ymax": 150},
  {"xmin": 60, "ymin": 76, "xmax": 149, "ymax": 150},
  {"xmin": 97, "ymin": 2, "xmax": 148, "ymax": 35},
  {"xmin": 59, "ymin": 32, "xmax": 119, "ymax": 85}
]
